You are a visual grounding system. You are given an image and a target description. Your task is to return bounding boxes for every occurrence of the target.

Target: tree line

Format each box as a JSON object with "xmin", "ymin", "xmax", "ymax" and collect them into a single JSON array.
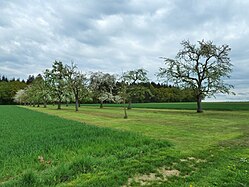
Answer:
[
  {"xmin": 0, "ymin": 77, "xmax": 27, "ymax": 104},
  {"xmin": 12, "ymin": 61, "xmax": 196, "ymax": 109},
  {"xmin": 0, "ymin": 70, "xmax": 196, "ymax": 106},
  {"xmin": 4, "ymin": 40, "xmax": 234, "ymax": 114}
]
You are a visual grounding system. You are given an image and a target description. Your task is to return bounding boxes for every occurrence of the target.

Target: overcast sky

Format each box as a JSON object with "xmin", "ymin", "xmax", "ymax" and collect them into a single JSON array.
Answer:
[{"xmin": 0, "ymin": 0, "xmax": 249, "ymax": 101}]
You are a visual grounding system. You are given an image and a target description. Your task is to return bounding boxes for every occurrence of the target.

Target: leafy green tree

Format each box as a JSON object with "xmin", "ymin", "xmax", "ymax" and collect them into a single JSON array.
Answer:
[
  {"xmin": 0, "ymin": 80, "xmax": 26, "ymax": 104},
  {"xmin": 159, "ymin": 40, "xmax": 233, "ymax": 112},
  {"xmin": 89, "ymin": 72, "xmax": 116, "ymax": 108},
  {"xmin": 26, "ymin": 75, "xmax": 35, "ymax": 84},
  {"xmin": 44, "ymin": 61, "xmax": 68, "ymax": 109},
  {"xmin": 66, "ymin": 63, "xmax": 88, "ymax": 111},
  {"xmin": 31, "ymin": 74, "xmax": 51, "ymax": 107},
  {"xmin": 23, "ymin": 85, "xmax": 37, "ymax": 106},
  {"xmin": 0, "ymin": 75, "xmax": 8, "ymax": 82},
  {"xmin": 13, "ymin": 89, "xmax": 27, "ymax": 104}
]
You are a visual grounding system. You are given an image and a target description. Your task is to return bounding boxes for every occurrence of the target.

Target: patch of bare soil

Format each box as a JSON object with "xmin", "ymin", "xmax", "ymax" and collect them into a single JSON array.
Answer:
[
  {"xmin": 180, "ymin": 157, "xmax": 206, "ymax": 163},
  {"xmin": 187, "ymin": 157, "xmax": 207, "ymax": 163},
  {"xmin": 124, "ymin": 168, "xmax": 180, "ymax": 186},
  {"xmin": 124, "ymin": 157, "xmax": 206, "ymax": 186}
]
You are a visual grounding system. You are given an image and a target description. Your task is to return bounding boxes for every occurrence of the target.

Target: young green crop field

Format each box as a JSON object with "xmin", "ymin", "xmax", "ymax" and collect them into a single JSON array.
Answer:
[
  {"xmin": 0, "ymin": 106, "xmax": 171, "ymax": 186},
  {"xmin": 1, "ymin": 103, "xmax": 249, "ymax": 186}
]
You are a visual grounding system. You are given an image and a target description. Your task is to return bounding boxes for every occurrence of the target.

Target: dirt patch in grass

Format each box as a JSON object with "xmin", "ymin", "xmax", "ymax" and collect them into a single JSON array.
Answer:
[
  {"xmin": 124, "ymin": 168, "xmax": 180, "ymax": 186},
  {"xmin": 124, "ymin": 157, "xmax": 208, "ymax": 186},
  {"xmin": 188, "ymin": 157, "xmax": 206, "ymax": 163},
  {"xmin": 180, "ymin": 157, "xmax": 206, "ymax": 164}
]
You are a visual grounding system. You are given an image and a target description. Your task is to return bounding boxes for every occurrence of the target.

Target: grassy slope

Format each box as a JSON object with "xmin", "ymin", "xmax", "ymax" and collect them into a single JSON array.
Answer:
[
  {"xmin": 26, "ymin": 104, "xmax": 249, "ymax": 186},
  {"xmin": 0, "ymin": 106, "xmax": 171, "ymax": 187}
]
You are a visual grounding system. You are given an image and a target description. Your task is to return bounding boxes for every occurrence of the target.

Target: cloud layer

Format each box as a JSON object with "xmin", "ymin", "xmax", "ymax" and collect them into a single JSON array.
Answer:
[{"xmin": 0, "ymin": 0, "xmax": 249, "ymax": 100}]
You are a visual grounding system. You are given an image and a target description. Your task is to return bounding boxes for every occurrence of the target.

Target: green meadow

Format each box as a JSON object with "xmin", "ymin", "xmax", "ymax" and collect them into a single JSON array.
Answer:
[
  {"xmin": 1, "ymin": 103, "xmax": 249, "ymax": 186},
  {"xmin": 81, "ymin": 102, "xmax": 249, "ymax": 111}
]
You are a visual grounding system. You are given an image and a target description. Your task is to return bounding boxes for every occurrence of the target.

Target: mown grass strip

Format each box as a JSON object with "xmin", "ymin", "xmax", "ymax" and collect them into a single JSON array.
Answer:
[
  {"xmin": 25, "ymin": 104, "xmax": 249, "ymax": 186},
  {"xmin": 80, "ymin": 102, "xmax": 249, "ymax": 111},
  {"xmin": 25, "ymin": 105, "xmax": 247, "ymax": 155}
]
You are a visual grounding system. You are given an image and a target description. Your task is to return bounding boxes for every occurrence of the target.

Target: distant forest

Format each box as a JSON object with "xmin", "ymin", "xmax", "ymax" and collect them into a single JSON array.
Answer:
[
  {"xmin": 0, "ymin": 74, "xmax": 195, "ymax": 105},
  {"xmin": 0, "ymin": 75, "xmax": 30, "ymax": 104}
]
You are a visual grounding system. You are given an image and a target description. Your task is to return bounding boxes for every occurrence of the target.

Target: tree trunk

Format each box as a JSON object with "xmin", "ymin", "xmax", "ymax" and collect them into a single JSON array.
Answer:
[
  {"xmin": 58, "ymin": 100, "xmax": 61, "ymax": 109},
  {"xmin": 37, "ymin": 104, "xmax": 40, "ymax": 107},
  {"xmin": 196, "ymin": 95, "xmax": 203, "ymax": 113},
  {"xmin": 127, "ymin": 100, "xmax": 132, "ymax": 110},
  {"xmin": 43, "ymin": 102, "xmax": 47, "ymax": 108},
  {"xmin": 100, "ymin": 101, "xmax": 103, "ymax": 108},
  {"xmin": 123, "ymin": 100, "xmax": 128, "ymax": 119},
  {"xmin": 75, "ymin": 96, "xmax": 79, "ymax": 112}
]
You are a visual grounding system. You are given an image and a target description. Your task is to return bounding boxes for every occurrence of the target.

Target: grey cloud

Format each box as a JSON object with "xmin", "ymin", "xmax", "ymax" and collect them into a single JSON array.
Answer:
[{"xmin": 0, "ymin": 0, "xmax": 249, "ymax": 100}]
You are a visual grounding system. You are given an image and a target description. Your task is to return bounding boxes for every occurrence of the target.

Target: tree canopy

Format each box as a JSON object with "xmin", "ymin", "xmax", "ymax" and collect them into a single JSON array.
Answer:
[
  {"xmin": 158, "ymin": 40, "xmax": 233, "ymax": 112},
  {"xmin": 6, "ymin": 39, "xmax": 234, "ymax": 113},
  {"xmin": 44, "ymin": 61, "xmax": 68, "ymax": 109},
  {"xmin": 66, "ymin": 63, "xmax": 88, "ymax": 111}
]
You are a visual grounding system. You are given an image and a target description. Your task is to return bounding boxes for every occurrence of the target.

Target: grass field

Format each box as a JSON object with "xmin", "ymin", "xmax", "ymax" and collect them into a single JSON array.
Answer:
[
  {"xmin": 81, "ymin": 102, "xmax": 249, "ymax": 111},
  {"xmin": 0, "ymin": 106, "xmax": 172, "ymax": 186},
  {"xmin": 1, "ymin": 103, "xmax": 249, "ymax": 186}
]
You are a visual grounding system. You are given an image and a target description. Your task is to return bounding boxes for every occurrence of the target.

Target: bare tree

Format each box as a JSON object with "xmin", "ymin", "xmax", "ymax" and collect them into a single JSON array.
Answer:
[
  {"xmin": 118, "ymin": 80, "xmax": 129, "ymax": 119},
  {"xmin": 123, "ymin": 68, "xmax": 150, "ymax": 109}
]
